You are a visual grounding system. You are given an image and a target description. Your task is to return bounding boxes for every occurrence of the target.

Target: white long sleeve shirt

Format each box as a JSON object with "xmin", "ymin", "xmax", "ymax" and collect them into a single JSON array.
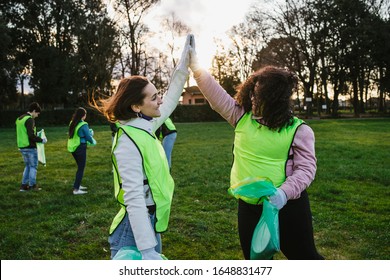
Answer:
[{"xmin": 113, "ymin": 68, "xmax": 188, "ymax": 251}]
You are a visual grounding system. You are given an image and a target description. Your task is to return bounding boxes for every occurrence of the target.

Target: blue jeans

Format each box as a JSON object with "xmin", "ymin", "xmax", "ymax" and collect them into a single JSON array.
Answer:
[
  {"xmin": 108, "ymin": 212, "xmax": 161, "ymax": 259},
  {"xmin": 71, "ymin": 144, "xmax": 87, "ymax": 190},
  {"xmin": 162, "ymin": 132, "xmax": 177, "ymax": 168},
  {"xmin": 20, "ymin": 148, "xmax": 38, "ymax": 186}
]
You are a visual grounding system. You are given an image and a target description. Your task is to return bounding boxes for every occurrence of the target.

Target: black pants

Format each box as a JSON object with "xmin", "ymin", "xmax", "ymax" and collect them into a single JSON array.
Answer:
[
  {"xmin": 238, "ymin": 190, "xmax": 324, "ymax": 260},
  {"xmin": 72, "ymin": 143, "xmax": 87, "ymax": 190}
]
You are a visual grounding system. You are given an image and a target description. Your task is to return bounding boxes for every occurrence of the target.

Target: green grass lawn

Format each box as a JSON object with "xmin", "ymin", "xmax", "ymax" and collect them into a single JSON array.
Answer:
[{"xmin": 0, "ymin": 119, "xmax": 389, "ymax": 260}]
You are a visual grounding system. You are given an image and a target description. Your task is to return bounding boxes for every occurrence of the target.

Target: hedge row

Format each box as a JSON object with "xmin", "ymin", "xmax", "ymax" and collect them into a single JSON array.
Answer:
[{"xmin": 0, "ymin": 105, "xmax": 224, "ymax": 127}]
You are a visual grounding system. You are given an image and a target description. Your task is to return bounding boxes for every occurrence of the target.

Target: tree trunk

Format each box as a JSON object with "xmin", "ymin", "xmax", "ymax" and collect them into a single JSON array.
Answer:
[
  {"xmin": 332, "ymin": 91, "xmax": 339, "ymax": 117},
  {"xmin": 353, "ymin": 79, "xmax": 360, "ymax": 117},
  {"xmin": 20, "ymin": 75, "xmax": 25, "ymax": 110},
  {"xmin": 358, "ymin": 71, "xmax": 365, "ymax": 113},
  {"xmin": 304, "ymin": 83, "xmax": 313, "ymax": 118},
  {"xmin": 378, "ymin": 67, "xmax": 384, "ymax": 113}
]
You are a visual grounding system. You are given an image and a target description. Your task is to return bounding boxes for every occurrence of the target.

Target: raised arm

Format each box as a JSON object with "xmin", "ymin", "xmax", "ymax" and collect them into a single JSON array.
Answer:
[
  {"xmin": 153, "ymin": 34, "xmax": 192, "ymax": 131},
  {"xmin": 189, "ymin": 36, "xmax": 244, "ymax": 127}
]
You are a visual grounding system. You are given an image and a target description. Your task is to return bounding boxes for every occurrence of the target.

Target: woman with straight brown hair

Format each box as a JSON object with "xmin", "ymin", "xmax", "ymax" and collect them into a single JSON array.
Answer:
[
  {"xmin": 92, "ymin": 35, "xmax": 193, "ymax": 260},
  {"xmin": 67, "ymin": 107, "xmax": 94, "ymax": 195}
]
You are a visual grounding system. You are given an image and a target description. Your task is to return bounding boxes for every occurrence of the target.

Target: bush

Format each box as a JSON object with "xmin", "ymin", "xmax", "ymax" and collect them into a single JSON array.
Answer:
[
  {"xmin": 171, "ymin": 105, "xmax": 224, "ymax": 122},
  {"xmin": 0, "ymin": 105, "xmax": 224, "ymax": 127}
]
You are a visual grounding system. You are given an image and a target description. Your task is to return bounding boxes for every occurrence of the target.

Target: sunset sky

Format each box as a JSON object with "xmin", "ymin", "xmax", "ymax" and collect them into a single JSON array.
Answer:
[
  {"xmin": 144, "ymin": 0, "xmax": 265, "ymax": 69},
  {"xmin": 20, "ymin": 0, "xmax": 274, "ymax": 92},
  {"xmin": 106, "ymin": 0, "xmax": 278, "ymax": 69}
]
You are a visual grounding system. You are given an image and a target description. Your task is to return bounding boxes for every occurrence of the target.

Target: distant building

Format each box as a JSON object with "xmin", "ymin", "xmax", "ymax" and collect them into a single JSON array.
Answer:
[{"xmin": 181, "ymin": 86, "xmax": 207, "ymax": 105}]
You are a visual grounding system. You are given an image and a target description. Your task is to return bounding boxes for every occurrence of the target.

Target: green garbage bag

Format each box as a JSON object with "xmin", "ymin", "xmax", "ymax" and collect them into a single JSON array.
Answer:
[
  {"xmin": 112, "ymin": 246, "xmax": 168, "ymax": 260},
  {"xmin": 87, "ymin": 137, "xmax": 97, "ymax": 146},
  {"xmin": 228, "ymin": 177, "xmax": 280, "ymax": 260},
  {"xmin": 113, "ymin": 246, "xmax": 142, "ymax": 260},
  {"xmin": 37, "ymin": 129, "xmax": 46, "ymax": 166},
  {"xmin": 87, "ymin": 129, "xmax": 97, "ymax": 147},
  {"xmin": 250, "ymin": 199, "xmax": 280, "ymax": 260},
  {"xmin": 228, "ymin": 177, "xmax": 276, "ymax": 205}
]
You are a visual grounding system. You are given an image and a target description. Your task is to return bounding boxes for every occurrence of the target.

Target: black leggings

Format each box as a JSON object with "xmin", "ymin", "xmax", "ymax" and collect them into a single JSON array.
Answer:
[
  {"xmin": 238, "ymin": 190, "xmax": 324, "ymax": 260},
  {"xmin": 72, "ymin": 143, "xmax": 87, "ymax": 190}
]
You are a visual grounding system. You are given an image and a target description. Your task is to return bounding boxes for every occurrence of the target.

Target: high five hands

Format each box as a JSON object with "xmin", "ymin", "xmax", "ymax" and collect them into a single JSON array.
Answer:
[
  {"xmin": 177, "ymin": 34, "xmax": 201, "ymax": 73},
  {"xmin": 188, "ymin": 34, "xmax": 200, "ymax": 72}
]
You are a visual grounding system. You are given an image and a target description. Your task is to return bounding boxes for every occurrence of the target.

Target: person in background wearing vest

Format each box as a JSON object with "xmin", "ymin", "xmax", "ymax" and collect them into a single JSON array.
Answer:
[
  {"xmin": 16, "ymin": 102, "xmax": 47, "ymax": 192},
  {"xmin": 189, "ymin": 37, "xmax": 324, "ymax": 260},
  {"xmin": 156, "ymin": 117, "xmax": 177, "ymax": 169},
  {"xmin": 91, "ymin": 34, "xmax": 192, "ymax": 260},
  {"xmin": 67, "ymin": 107, "xmax": 94, "ymax": 195}
]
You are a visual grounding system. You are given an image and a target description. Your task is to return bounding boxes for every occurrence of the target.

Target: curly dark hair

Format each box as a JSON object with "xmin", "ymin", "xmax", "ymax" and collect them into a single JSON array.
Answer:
[{"xmin": 235, "ymin": 66, "xmax": 298, "ymax": 130}]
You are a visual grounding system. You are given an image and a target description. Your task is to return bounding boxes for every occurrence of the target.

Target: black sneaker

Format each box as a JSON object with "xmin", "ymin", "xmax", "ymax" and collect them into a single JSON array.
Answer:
[
  {"xmin": 30, "ymin": 185, "xmax": 42, "ymax": 191},
  {"xmin": 20, "ymin": 184, "xmax": 30, "ymax": 192}
]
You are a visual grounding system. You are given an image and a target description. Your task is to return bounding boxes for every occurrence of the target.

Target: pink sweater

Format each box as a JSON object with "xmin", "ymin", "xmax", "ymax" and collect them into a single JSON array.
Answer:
[{"xmin": 193, "ymin": 69, "xmax": 317, "ymax": 200}]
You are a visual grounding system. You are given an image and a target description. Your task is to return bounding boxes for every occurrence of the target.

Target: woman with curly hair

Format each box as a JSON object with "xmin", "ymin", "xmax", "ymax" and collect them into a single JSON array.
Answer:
[{"xmin": 189, "ymin": 41, "xmax": 323, "ymax": 260}]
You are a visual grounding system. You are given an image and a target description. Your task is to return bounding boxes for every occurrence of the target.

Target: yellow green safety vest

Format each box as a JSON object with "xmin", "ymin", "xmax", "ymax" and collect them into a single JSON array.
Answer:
[
  {"xmin": 16, "ymin": 115, "xmax": 34, "ymax": 148},
  {"xmin": 109, "ymin": 125, "xmax": 174, "ymax": 234},
  {"xmin": 231, "ymin": 112, "xmax": 304, "ymax": 187},
  {"xmin": 164, "ymin": 118, "xmax": 176, "ymax": 131},
  {"xmin": 157, "ymin": 117, "xmax": 176, "ymax": 140},
  {"xmin": 67, "ymin": 121, "xmax": 88, "ymax": 152}
]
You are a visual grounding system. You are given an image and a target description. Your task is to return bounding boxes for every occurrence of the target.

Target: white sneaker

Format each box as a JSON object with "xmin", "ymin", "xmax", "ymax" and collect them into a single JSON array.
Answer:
[
  {"xmin": 73, "ymin": 189, "xmax": 88, "ymax": 195},
  {"xmin": 79, "ymin": 186, "xmax": 88, "ymax": 190}
]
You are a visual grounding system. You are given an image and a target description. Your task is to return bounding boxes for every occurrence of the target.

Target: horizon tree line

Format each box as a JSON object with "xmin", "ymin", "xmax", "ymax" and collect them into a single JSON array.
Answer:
[{"xmin": 1, "ymin": 0, "xmax": 389, "ymax": 117}]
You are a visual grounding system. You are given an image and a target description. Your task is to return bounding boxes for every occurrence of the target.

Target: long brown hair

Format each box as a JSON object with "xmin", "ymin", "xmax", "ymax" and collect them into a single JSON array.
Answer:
[
  {"xmin": 235, "ymin": 66, "xmax": 298, "ymax": 130},
  {"xmin": 90, "ymin": 76, "xmax": 149, "ymax": 122},
  {"xmin": 69, "ymin": 107, "xmax": 87, "ymax": 138}
]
